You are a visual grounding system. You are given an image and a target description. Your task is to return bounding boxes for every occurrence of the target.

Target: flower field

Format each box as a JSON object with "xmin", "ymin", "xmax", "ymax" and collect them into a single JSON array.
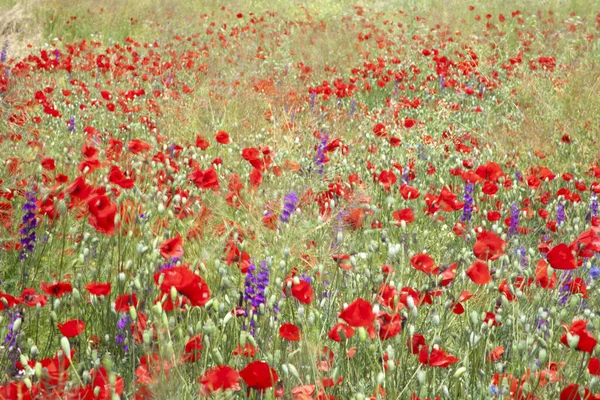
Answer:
[{"xmin": 0, "ymin": 1, "xmax": 600, "ymax": 398}]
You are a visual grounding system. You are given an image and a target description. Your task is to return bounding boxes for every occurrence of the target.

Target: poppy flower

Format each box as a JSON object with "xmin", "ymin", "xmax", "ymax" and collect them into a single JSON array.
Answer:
[
  {"xmin": 339, "ymin": 298, "xmax": 375, "ymax": 327},
  {"xmin": 473, "ymin": 230, "xmax": 506, "ymax": 261},
  {"xmin": 328, "ymin": 323, "xmax": 355, "ymax": 342},
  {"xmin": 410, "ymin": 253, "xmax": 436, "ymax": 275},
  {"xmin": 400, "ymin": 184, "xmax": 420, "ymax": 200},
  {"xmin": 159, "ymin": 236, "xmax": 183, "ymax": 260},
  {"xmin": 154, "ymin": 266, "xmax": 211, "ymax": 307},
  {"xmin": 87, "ymin": 194, "xmax": 118, "ymax": 235},
  {"xmin": 547, "ymin": 243, "xmax": 577, "ymax": 270},
  {"xmin": 189, "ymin": 167, "xmax": 220, "ymax": 190},
  {"xmin": 588, "ymin": 357, "xmax": 600, "ymax": 376},
  {"xmin": 279, "ymin": 323, "xmax": 301, "ymax": 342},
  {"xmin": 418, "ymin": 346, "xmax": 460, "ymax": 368},
  {"xmin": 407, "ymin": 334, "xmax": 427, "ymax": 354},
  {"xmin": 198, "ymin": 365, "xmax": 240, "ymax": 393},
  {"xmin": 392, "ymin": 208, "xmax": 414, "ymax": 224},
  {"xmin": 240, "ymin": 361, "xmax": 278, "ymax": 391},
  {"xmin": 114, "ymin": 293, "xmax": 138, "ymax": 312},
  {"xmin": 0, "ymin": 293, "xmax": 21, "ymax": 310},
  {"xmin": 291, "ymin": 281, "xmax": 314, "ymax": 304},
  {"xmin": 58, "ymin": 319, "xmax": 86, "ymax": 338},
  {"xmin": 182, "ymin": 334, "xmax": 203, "ymax": 363},
  {"xmin": 41, "ymin": 281, "xmax": 73, "ymax": 298},
  {"xmin": 20, "ymin": 288, "xmax": 47, "ymax": 307},
  {"xmin": 128, "ymin": 139, "xmax": 152, "ymax": 154},
  {"xmin": 85, "ymin": 282, "xmax": 111, "ymax": 296},
  {"xmin": 377, "ymin": 312, "xmax": 403, "ymax": 340},
  {"xmin": 560, "ymin": 320, "xmax": 597, "ymax": 353},
  {"xmin": 487, "ymin": 346, "xmax": 504, "ymax": 362},
  {"xmin": 466, "ymin": 260, "xmax": 492, "ymax": 285},
  {"xmin": 559, "ymin": 384, "xmax": 594, "ymax": 400},
  {"xmin": 232, "ymin": 343, "xmax": 257, "ymax": 357},
  {"xmin": 215, "ymin": 130, "xmax": 231, "ymax": 144},
  {"xmin": 108, "ymin": 166, "xmax": 134, "ymax": 189}
]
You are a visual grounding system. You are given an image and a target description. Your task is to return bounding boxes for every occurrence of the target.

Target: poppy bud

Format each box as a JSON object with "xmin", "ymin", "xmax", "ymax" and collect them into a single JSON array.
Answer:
[
  {"xmin": 143, "ymin": 330, "xmax": 152, "ymax": 345},
  {"xmin": 33, "ymin": 362, "xmax": 42, "ymax": 379},
  {"xmin": 213, "ymin": 348, "xmax": 223, "ymax": 364},
  {"xmin": 454, "ymin": 367, "xmax": 467, "ymax": 379},
  {"xmin": 60, "ymin": 337, "xmax": 71, "ymax": 359},
  {"xmin": 538, "ymin": 348, "xmax": 547, "ymax": 364},
  {"xmin": 358, "ymin": 327, "xmax": 367, "ymax": 342},
  {"xmin": 281, "ymin": 363, "xmax": 289, "ymax": 377},
  {"xmin": 13, "ymin": 318, "xmax": 22, "ymax": 332},
  {"xmin": 129, "ymin": 305, "xmax": 137, "ymax": 321},
  {"xmin": 566, "ymin": 333, "xmax": 580, "ymax": 349},
  {"xmin": 287, "ymin": 363, "xmax": 300, "ymax": 380}
]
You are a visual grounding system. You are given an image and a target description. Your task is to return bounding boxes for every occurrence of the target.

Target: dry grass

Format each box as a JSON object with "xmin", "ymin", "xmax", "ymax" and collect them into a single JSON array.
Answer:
[{"xmin": 0, "ymin": 1, "xmax": 42, "ymax": 61}]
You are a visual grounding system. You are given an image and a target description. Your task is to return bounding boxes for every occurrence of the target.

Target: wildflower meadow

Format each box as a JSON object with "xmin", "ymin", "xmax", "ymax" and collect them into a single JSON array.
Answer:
[{"xmin": 0, "ymin": 0, "xmax": 600, "ymax": 398}]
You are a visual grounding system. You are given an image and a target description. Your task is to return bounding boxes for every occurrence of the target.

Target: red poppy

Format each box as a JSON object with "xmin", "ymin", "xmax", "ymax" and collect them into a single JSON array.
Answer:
[
  {"xmin": 215, "ymin": 131, "xmax": 231, "ymax": 144},
  {"xmin": 559, "ymin": 384, "xmax": 594, "ymax": 400},
  {"xmin": 560, "ymin": 320, "xmax": 597, "ymax": 353},
  {"xmin": 535, "ymin": 260, "xmax": 557, "ymax": 289},
  {"xmin": 232, "ymin": 343, "xmax": 257, "ymax": 357},
  {"xmin": 291, "ymin": 281, "xmax": 314, "ymax": 304},
  {"xmin": 41, "ymin": 281, "xmax": 73, "ymax": 298},
  {"xmin": 407, "ymin": 334, "xmax": 427, "ymax": 354},
  {"xmin": 547, "ymin": 243, "xmax": 577, "ymax": 270},
  {"xmin": 115, "ymin": 293, "xmax": 138, "ymax": 312},
  {"xmin": 466, "ymin": 260, "xmax": 492, "ymax": 285},
  {"xmin": 338, "ymin": 298, "xmax": 374, "ymax": 327},
  {"xmin": 473, "ymin": 230, "xmax": 506, "ymax": 261},
  {"xmin": 182, "ymin": 334, "xmax": 203, "ymax": 363},
  {"xmin": 108, "ymin": 166, "xmax": 134, "ymax": 189},
  {"xmin": 85, "ymin": 282, "xmax": 112, "ymax": 296},
  {"xmin": 240, "ymin": 361, "xmax": 278, "ymax": 391},
  {"xmin": 198, "ymin": 365, "xmax": 240, "ymax": 393},
  {"xmin": 41, "ymin": 158, "xmax": 56, "ymax": 171},
  {"xmin": 20, "ymin": 288, "xmax": 47, "ymax": 307},
  {"xmin": 410, "ymin": 253, "xmax": 436, "ymax": 275},
  {"xmin": 328, "ymin": 323, "xmax": 355, "ymax": 342},
  {"xmin": 392, "ymin": 208, "xmax": 414, "ymax": 224},
  {"xmin": 377, "ymin": 312, "xmax": 402, "ymax": 340},
  {"xmin": 372, "ymin": 123, "xmax": 387, "ymax": 137},
  {"xmin": 58, "ymin": 319, "xmax": 86, "ymax": 338},
  {"xmin": 0, "ymin": 293, "xmax": 21, "ymax": 310},
  {"xmin": 189, "ymin": 167, "xmax": 220, "ymax": 190},
  {"xmin": 159, "ymin": 236, "xmax": 183, "ymax": 260},
  {"xmin": 487, "ymin": 346, "xmax": 504, "ymax": 362},
  {"xmin": 400, "ymin": 184, "xmax": 420, "ymax": 200},
  {"xmin": 128, "ymin": 139, "xmax": 152, "ymax": 154},
  {"xmin": 588, "ymin": 357, "xmax": 600, "ymax": 376},
  {"xmin": 279, "ymin": 323, "xmax": 301, "ymax": 342},
  {"xmin": 87, "ymin": 194, "xmax": 118, "ymax": 235},
  {"xmin": 418, "ymin": 346, "xmax": 460, "ymax": 368},
  {"xmin": 154, "ymin": 266, "xmax": 211, "ymax": 307}
]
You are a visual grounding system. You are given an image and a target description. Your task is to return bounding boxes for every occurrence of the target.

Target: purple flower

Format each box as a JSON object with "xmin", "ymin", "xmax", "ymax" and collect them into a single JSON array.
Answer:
[
  {"xmin": 243, "ymin": 260, "xmax": 270, "ymax": 336},
  {"xmin": 461, "ymin": 183, "xmax": 474, "ymax": 222},
  {"xmin": 68, "ymin": 116, "xmax": 75, "ymax": 134},
  {"xmin": 4, "ymin": 310, "xmax": 22, "ymax": 376},
  {"xmin": 0, "ymin": 41, "xmax": 8, "ymax": 63},
  {"xmin": 314, "ymin": 133, "xmax": 328, "ymax": 175},
  {"xmin": 508, "ymin": 203, "xmax": 519, "ymax": 236},
  {"xmin": 19, "ymin": 191, "xmax": 38, "ymax": 260},
  {"xmin": 309, "ymin": 92, "xmax": 316, "ymax": 109},
  {"xmin": 280, "ymin": 191, "xmax": 298, "ymax": 224},
  {"xmin": 591, "ymin": 194, "xmax": 598, "ymax": 217},
  {"xmin": 556, "ymin": 203, "xmax": 565, "ymax": 226}
]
